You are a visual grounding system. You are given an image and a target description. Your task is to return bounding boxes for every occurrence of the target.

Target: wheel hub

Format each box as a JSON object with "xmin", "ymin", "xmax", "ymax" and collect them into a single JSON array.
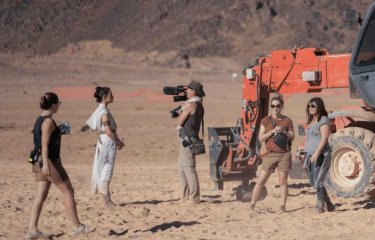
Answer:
[{"xmin": 337, "ymin": 151, "xmax": 361, "ymax": 178}]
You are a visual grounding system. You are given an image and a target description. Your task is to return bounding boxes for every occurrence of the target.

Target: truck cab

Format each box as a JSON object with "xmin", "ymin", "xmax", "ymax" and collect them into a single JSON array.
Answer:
[{"xmin": 350, "ymin": 2, "xmax": 375, "ymax": 109}]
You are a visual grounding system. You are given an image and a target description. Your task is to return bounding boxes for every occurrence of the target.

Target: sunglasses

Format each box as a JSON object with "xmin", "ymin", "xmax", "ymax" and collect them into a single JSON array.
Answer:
[
  {"xmin": 271, "ymin": 104, "xmax": 281, "ymax": 109},
  {"xmin": 308, "ymin": 103, "xmax": 317, "ymax": 108}
]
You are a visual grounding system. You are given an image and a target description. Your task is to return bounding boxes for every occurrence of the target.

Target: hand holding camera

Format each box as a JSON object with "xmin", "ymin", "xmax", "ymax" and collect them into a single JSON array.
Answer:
[
  {"xmin": 170, "ymin": 105, "xmax": 182, "ymax": 118},
  {"xmin": 163, "ymin": 85, "xmax": 187, "ymax": 102},
  {"xmin": 163, "ymin": 85, "xmax": 188, "ymax": 118}
]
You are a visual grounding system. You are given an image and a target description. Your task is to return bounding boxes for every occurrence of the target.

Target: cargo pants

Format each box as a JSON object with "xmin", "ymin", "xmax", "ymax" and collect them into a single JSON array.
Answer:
[{"xmin": 177, "ymin": 140, "xmax": 200, "ymax": 203}]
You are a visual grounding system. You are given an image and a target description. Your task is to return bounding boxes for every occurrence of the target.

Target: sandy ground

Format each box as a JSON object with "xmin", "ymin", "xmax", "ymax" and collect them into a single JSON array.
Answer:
[{"xmin": 0, "ymin": 50, "xmax": 374, "ymax": 240}]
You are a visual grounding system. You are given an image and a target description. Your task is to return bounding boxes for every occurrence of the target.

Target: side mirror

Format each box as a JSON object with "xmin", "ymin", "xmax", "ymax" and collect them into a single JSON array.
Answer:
[
  {"xmin": 343, "ymin": 10, "xmax": 363, "ymax": 25},
  {"xmin": 298, "ymin": 124, "xmax": 306, "ymax": 136},
  {"xmin": 343, "ymin": 10, "xmax": 356, "ymax": 22}
]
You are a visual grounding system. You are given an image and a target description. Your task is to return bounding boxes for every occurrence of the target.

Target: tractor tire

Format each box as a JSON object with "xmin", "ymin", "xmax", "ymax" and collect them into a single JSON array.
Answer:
[{"xmin": 325, "ymin": 127, "xmax": 375, "ymax": 198}]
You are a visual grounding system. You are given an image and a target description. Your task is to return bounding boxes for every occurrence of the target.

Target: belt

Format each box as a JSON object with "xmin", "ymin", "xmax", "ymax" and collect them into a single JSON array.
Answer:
[{"xmin": 99, "ymin": 129, "xmax": 116, "ymax": 134}]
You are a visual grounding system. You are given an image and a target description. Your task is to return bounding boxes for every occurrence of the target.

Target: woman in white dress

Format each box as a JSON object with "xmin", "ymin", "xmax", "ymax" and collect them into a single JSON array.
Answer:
[{"xmin": 86, "ymin": 87, "xmax": 125, "ymax": 207}]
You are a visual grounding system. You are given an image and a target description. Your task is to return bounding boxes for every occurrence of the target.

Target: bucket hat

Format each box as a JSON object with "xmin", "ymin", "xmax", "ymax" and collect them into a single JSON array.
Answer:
[{"xmin": 187, "ymin": 81, "xmax": 205, "ymax": 97}]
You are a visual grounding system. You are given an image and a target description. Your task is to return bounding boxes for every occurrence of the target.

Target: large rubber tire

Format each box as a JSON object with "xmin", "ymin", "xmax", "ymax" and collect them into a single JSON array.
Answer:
[{"xmin": 325, "ymin": 127, "xmax": 375, "ymax": 198}]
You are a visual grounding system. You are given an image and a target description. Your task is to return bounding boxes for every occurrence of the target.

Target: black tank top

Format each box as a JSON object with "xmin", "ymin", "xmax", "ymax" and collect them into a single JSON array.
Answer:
[
  {"xmin": 33, "ymin": 116, "xmax": 61, "ymax": 162},
  {"xmin": 181, "ymin": 102, "xmax": 204, "ymax": 139}
]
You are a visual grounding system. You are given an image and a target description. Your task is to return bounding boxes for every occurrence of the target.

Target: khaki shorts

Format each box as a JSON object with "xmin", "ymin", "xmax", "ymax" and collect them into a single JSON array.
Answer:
[
  {"xmin": 261, "ymin": 151, "xmax": 292, "ymax": 173},
  {"xmin": 32, "ymin": 159, "xmax": 69, "ymax": 185}
]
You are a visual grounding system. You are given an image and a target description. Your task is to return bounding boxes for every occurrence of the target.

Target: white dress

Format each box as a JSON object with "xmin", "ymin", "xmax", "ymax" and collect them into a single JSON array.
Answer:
[{"xmin": 86, "ymin": 103, "xmax": 118, "ymax": 194}]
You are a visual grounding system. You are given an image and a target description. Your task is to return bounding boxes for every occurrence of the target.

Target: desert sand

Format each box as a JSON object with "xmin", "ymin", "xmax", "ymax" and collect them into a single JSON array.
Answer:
[{"xmin": 0, "ymin": 45, "xmax": 374, "ymax": 240}]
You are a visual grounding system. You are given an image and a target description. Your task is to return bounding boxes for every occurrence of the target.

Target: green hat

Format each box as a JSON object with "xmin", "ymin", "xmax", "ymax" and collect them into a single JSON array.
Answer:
[{"xmin": 187, "ymin": 81, "xmax": 205, "ymax": 97}]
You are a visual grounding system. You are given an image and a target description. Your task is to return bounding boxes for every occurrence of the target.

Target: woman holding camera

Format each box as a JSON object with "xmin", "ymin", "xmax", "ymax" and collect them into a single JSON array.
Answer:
[
  {"xmin": 250, "ymin": 94, "xmax": 295, "ymax": 212},
  {"xmin": 26, "ymin": 92, "xmax": 95, "ymax": 239},
  {"xmin": 176, "ymin": 81, "xmax": 205, "ymax": 205},
  {"xmin": 303, "ymin": 97, "xmax": 335, "ymax": 213},
  {"xmin": 86, "ymin": 87, "xmax": 124, "ymax": 207}
]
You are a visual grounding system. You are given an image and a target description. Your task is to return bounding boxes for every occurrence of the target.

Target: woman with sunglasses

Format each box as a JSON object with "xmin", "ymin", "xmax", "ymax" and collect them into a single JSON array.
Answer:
[
  {"xmin": 26, "ymin": 92, "xmax": 95, "ymax": 239},
  {"xmin": 250, "ymin": 94, "xmax": 295, "ymax": 212},
  {"xmin": 303, "ymin": 97, "xmax": 335, "ymax": 213}
]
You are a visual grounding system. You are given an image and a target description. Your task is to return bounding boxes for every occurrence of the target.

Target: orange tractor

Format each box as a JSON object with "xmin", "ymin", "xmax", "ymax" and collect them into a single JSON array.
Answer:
[{"xmin": 208, "ymin": 3, "xmax": 375, "ymax": 200}]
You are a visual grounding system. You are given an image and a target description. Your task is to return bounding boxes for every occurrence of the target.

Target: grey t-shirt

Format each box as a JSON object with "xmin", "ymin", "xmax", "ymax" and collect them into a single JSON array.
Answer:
[{"xmin": 305, "ymin": 116, "xmax": 331, "ymax": 155}]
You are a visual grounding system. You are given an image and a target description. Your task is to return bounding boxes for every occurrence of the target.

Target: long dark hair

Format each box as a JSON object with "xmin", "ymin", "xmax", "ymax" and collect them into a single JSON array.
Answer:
[
  {"xmin": 306, "ymin": 97, "xmax": 328, "ymax": 124},
  {"xmin": 40, "ymin": 92, "xmax": 59, "ymax": 110},
  {"xmin": 94, "ymin": 86, "xmax": 111, "ymax": 103}
]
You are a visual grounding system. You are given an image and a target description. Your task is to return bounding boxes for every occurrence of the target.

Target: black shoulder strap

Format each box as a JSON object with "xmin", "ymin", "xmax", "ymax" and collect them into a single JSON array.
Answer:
[{"xmin": 201, "ymin": 106, "xmax": 204, "ymax": 138}]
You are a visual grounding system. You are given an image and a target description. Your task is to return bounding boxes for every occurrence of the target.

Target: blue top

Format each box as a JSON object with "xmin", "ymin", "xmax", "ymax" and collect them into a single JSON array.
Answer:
[{"xmin": 305, "ymin": 116, "xmax": 331, "ymax": 155}]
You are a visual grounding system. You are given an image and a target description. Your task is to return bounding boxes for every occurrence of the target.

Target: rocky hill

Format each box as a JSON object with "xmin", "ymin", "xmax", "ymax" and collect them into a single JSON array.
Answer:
[{"xmin": 0, "ymin": 0, "xmax": 373, "ymax": 62}]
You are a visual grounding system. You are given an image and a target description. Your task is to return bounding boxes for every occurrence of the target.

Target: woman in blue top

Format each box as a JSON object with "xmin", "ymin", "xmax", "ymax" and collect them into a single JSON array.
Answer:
[{"xmin": 303, "ymin": 97, "xmax": 335, "ymax": 213}]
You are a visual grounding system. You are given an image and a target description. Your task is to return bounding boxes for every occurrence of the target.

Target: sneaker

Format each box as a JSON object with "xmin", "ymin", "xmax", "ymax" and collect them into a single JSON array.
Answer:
[
  {"xmin": 71, "ymin": 223, "xmax": 96, "ymax": 237},
  {"xmin": 182, "ymin": 200, "xmax": 200, "ymax": 206},
  {"xmin": 176, "ymin": 198, "xmax": 188, "ymax": 204},
  {"xmin": 325, "ymin": 202, "xmax": 335, "ymax": 212},
  {"xmin": 25, "ymin": 229, "xmax": 50, "ymax": 239}
]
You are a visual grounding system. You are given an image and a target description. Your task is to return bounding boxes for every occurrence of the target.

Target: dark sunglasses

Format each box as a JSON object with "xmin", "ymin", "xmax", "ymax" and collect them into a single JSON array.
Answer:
[
  {"xmin": 308, "ymin": 103, "xmax": 317, "ymax": 108},
  {"xmin": 271, "ymin": 104, "xmax": 281, "ymax": 109}
]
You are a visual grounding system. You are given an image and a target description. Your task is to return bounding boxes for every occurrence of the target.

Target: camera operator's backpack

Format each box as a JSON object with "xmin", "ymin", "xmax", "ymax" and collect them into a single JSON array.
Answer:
[{"xmin": 188, "ymin": 104, "xmax": 205, "ymax": 155}]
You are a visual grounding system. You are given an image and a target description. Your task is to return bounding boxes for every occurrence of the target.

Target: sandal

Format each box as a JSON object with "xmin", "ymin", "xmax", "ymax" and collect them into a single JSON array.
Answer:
[
  {"xmin": 71, "ymin": 223, "xmax": 96, "ymax": 237},
  {"xmin": 105, "ymin": 199, "xmax": 116, "ymax": 208},
  {"xmin": 250, "ymin": 203, "xmax": 256, "ymax": 210},
  {"xmin": 25, "ymin": 229, "xmax": 50, "ymax": 239},
  {"xmin": 279, "ymin": 205, "xmax": 286, "ymax": 212}
]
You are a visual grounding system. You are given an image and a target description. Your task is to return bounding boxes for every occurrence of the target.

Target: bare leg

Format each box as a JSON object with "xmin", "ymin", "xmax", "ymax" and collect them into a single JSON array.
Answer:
[
  {"xmin": 250, "ymin": 170, "xmax": 271, "ymax": 208},
  {"xmin": 55, "ymin": 179, "xmax": 80, "ymax": 228},
  {"xmin": 28, "ymin": 181, "xmax": 51, "ymax": 231},
  {"xmin": 278, "ymin": 171, "xmax": 289, "ymax": 210}
]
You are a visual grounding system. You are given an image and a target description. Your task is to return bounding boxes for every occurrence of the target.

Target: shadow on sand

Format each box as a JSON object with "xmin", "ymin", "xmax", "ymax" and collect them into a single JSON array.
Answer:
[
  {"xmin": 108, "ymin": 229, "xmax": 128, "ymax": 236},
  {"xmin": 119, "ymin": 198, "xmax": 179, "ymax": 206},
  {"xmin": 136, "ymin": 221, "xmax": 201, "ymax": 233},
  {"xmin": 353, "ymin": 197, "xmax": 375, "ymax": 210}
]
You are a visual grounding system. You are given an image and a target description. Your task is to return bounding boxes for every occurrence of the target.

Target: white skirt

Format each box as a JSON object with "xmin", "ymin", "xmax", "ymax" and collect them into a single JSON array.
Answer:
[{"xmin": 90, "ymin": 134, "xmax": 117, "ymax": 194}]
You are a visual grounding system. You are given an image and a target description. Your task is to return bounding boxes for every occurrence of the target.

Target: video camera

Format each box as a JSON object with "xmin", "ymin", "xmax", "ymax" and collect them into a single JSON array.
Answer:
[
  {"xmin": 163, "ymin": 85, "xmax": 187, "ymax": 118},
  {"xmin": 163, "ymin": 85, "xmax": 187, "ymax": 102}
]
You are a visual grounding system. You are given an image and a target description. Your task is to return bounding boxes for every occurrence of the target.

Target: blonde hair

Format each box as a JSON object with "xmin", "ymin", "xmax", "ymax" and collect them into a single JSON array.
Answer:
[{"xmin": 271, "ymin": 93, "xmax": 284, "ymax": 107}]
